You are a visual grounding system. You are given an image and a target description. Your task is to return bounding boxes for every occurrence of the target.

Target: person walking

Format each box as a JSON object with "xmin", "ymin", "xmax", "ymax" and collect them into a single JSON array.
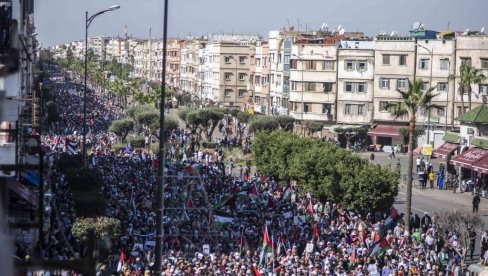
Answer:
[
  {"xmin": 416, "ymin": 157, "xmax": 421, "ymax": 172},
  {"xmin": 473, "ymin": 193, "xmax": 481, "ymax": 213},
  {"xmin": 428, "ymin": 170, "xmax": 435, "ymax": 189},
  {"xmin": 370, "ymin": 152, "xmax": 375, "ymax": 162}
]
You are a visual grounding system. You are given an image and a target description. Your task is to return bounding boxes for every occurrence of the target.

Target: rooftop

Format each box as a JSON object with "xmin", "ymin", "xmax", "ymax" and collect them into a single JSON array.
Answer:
[{"xmin": 455, "ymin": 105, "xmax": 488, "ymax": 123}]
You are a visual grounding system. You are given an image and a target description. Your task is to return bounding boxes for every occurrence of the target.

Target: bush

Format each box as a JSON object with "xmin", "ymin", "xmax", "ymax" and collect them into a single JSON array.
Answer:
[
  {"xmin": 73, "ymin": 191, "xmax": 107, "ymax": 218},
  {"xmin": 111, "ymin": 143, "xmax": 126, "ymax": 153},
  {"xmin": 201, "ymin": 141, "xmax": 219, "ymax": 149},
  {"xmin": 252, "ymin": 131, "xmax": 398, "ymax": 214},
  {"xmin": 72, "ymin": 217, "xmax": 121, "ymax": 241},
  {"xmin": 127, "ymin": 135, "xmax": 145, "ymax": 148},
  {"xmin": 249, "ymin": 116, "xmax": 280, "ymax": 133}
]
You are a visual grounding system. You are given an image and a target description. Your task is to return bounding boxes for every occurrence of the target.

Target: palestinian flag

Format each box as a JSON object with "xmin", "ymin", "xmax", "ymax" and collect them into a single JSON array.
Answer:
[
  {"xmin": 370, "ymin": 238, "xmax": 390, "ymax": 257},
  {"xmin": 358, "ymin": 220, "xmax": 366, "ymax": 242},
  {"xmin": 385, "ymin": 207, "xmax": 400, "ymax": 230},
  {"xmin": 249, "ymin": 184, "xmax": 259, "ymax": 200},
  {"xmin": 211, "ymin": 214, "xmax": 234, "ymax": 226},
  {"xmin": 116, "ymin": 248, "xmax": 124, "ymax": 272},
  {"xmin": 187, "ymin": 196, "xmax": 193, "ymax": 208},
  {"xmin": 213, "ymin": 194, "xmax": 237, "ymax": 210},
  {"xmin": 349, "ymin": 246, "xmax": 356, "ymax": 263},
  {"xmin": 251, "ymin": 264, "xmax": 261, "ymax": 276},
  {"xmin": 237, "ymin": 231, "xmax": 248, "ymax": 252},
  {"xmin": 306, "ymin": 200, "xmax": 313, "ymax": 223},
  {"xmin": 276, "ymin": 234, "xmax": 286, "ymax": 257},
  {"xmin": 313, "ymin": 223, "xmax": 319, "ymax": 238},
  {"xmin": 259, "ymin": 225, "xmax": 273, "ymax": 267},
  {"xmin": 281, "ymin": 186, "xmax": 294, "ymax": 202}
]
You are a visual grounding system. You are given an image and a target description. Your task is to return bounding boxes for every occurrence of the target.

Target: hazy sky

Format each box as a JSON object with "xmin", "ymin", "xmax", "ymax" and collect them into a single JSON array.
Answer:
[{"xmin": 35, "ymin": 0, "xmax": 488, "ymax": 47}]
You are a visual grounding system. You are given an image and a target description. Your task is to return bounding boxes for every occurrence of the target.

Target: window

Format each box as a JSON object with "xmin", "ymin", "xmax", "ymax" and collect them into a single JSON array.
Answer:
[
  {"xmin": 481, "ymin": 58, "xmax": 488, "ymax": 69},
  {"xmin": 239, "ymin": 56, "xmax": 246, "ymax": 64},
  {"xmin": 457, "ymin": 106, "xmax": 469, "ymax": 116},
  {"xmin": 357, "ymin": 60, "xmax": 367, "ymax": 71},
  {"xmin": 440, "ymin": 59, "xmax": 449, "ymax": 70},
  {"xmin": 437, "ymin": 82, "xmax": 447, "ymax": 91},
  {"xmin": 397, "ymin": 78, "xmax": 407, "ymax": 90},
  {"xmin": 379, "ymin": 78, "xmax": 390, "ymax": 89},
  {"xmin": 460, "ymin": 57, "xmax": 472, "ymax": 67},
  {"xmin": 399, "ymin": 55, "xmax": 407, "ymax": 66},
  {"xmin": 224, "ymin": 89, "xmax": 232, "ymax": 97},
  {"xmin": 480, "ymin": 84, "xmax": 488, "ymax": 95},
  {"xmin": 419, "ymin": 59, "xmax": 429, "ymax": 70},
  {"xmin": 304, "ymin": 103, "xmax": 311, "ymax": 113},
  {"xmin": 305, "ymin": 60, "xmax": 317, "ymax": 70},
  {"xmin": 357, "ymin": 82, "xmax": 366, "ymax": 93},
  {"xmin": 306, "ymin": 82, "xmax": 316, "ymax": 92},
  {"xmin": 382, "ymin": 54, "xmax": 390, "ymax": 65},
  {"xmin": 225, "ymin": 72, "xmax": 232, "ymax": 81},
  {"xmin": 323, "ymin": 61, "xmax": 334, "ymax": 70},
  {"xmin": 256, "ymin": 58, "xmax": 261, "ymax": 67},
  {"xmin": 225, "ymin": 56, "xmax": 231, "ymax": 64},
  {"xmin": 437, "ymin": 108, "xmax": 446, "ymax": 117},
  {"xmin": 345, "ymin": 104, "xmax": 351, "ymax": 115},
  {"xmin": 276, "ymin": 74, "xmax": 282, "ymax": 86},
  {"xmin": 255, "ymin": 76, "xmax": 260, "ymax": 85},
  {"xmin": 290, "ymin": 59, "xmax": 298, "ymax": 69},
  {"xmin": 284, "ymin": 55, "xmax": 290, "ymax": 64},
  {"xmin": 422, "ymin": 81, "xmax": 430, "ymax": 91},
  {"xmin": 345, "ymin": 82, "xmax": 367, "ymax": 93},
  {"xmin": 322, "ymin": 103, "xmax": 331, "ymax": 114},
  {"xmin": 238, "ymin": 89, "xmax": 246, "ymax": 97},
  {"xmin": 345, "ymin": 82, "xmax": 353, "ymax": 92},
  {"xmin": 345, "ymin": 60, "xmax": 355, "ymax": 70},
  {"xmin": 379, "ymin": 101, "xmax": 390, "ymax": 112},
  {"xmin": 239, "ymin": 73, "xmax": 246, "ymax": 81},
  {"xmin": 291, "ymin": 81, "xmax": 298, "ymax": 91},
  {"xmin": 357, "ymin": 105, "xmax": 364, "ymax": 115},
  {"xmin": 323, "ymin": 82, "xmax": 333, "ymax": 93}
]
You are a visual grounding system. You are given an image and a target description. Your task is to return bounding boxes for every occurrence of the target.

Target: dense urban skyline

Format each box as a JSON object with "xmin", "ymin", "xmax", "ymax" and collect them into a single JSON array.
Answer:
[{"xmin": 35, "ymin": 0, "xmax": 488, "ymax": 47}]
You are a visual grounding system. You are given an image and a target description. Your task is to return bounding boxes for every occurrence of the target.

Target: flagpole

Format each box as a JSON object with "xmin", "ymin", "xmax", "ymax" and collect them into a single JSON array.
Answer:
[
  {"xmin": 239, "ymin": 229, "xmax": 243, "ymax": 255},
  {"xmin": 272, "ymin": 232, "xmax": 275, "ymax": 274}
]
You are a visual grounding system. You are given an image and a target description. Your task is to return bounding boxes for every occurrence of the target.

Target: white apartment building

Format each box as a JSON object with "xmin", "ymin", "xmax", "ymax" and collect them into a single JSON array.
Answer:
[
  {"xmin": 247, "ymin": 40, "xmax": 270, "ymax": 114},
  {"xmin": 88, "ymin": 36, "xmax": 110, "ymax": 61},
  {"xmin": 289, "ymin": 37, "xmax": 340, "ymax": 126},
  {"xmin": 268, "ymin": 30, "xmax": 292, "ymax": 115},
  {"xmin": 180, "ymin": 40, "xmax": 205, "ymax": 97},
  {"xmin": 336, "ymin": 40, "xmax": 375, "ymax": 125}
]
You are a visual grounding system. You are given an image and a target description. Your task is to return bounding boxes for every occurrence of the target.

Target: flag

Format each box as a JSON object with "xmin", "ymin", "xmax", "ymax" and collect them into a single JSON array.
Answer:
[
  {"xmin": 187, "ymin": 196, "xmax": 193, "ymax": 209},
  {"xmin": 251, "ymin": 264, "xmax": 261, "ymax": 276},
  {"xmin": 238, "ymin": 231, "xmax": 248, "ymax": 252},
  {"xmin": 249, "ymin": 184, "xmax": 259, "ymax": 200},
  {"xmin": 125, "ymin": 143, "xmax": 132, "ymax": 153},
  {"xmin": 281, "ymin": 186, "xmax": 293, "ymax": 202},
  {"xmin": 370, "ymin": 238, "xmax": 390, "ymax": 256},
  {"xmin": 385, "ymin": 207, "xmax": 400, "ymax": 229},
  {"xmin": 307, "ymin": 200, "xmax": 313, "ymax": 215},
  {"xmin": 349, "ymin": 246, "xmax": 356, "ymax": 263},
  {"xmin": 66, "ymin": 139, "xmax": 78, "ymax": 154},
  {"xmin": 358, "ymin": 220, "xmax": 366, "ymax": 243},
  {"xmin": 212, "ymin": 215, "xmax": 234, "ymax": 226},
  {"xmin": 87, "ymin": 117, "xmax": 94, "ymax": 126},
  {"xmin": 259, "ymin": 225, "xmax": 273, "ymax": 267},
  {"xmin": 313, "ymin": 223, "xmax": 319, "ymax": 238},
  {"xmin": 276, "ymin": 234, "xmax": 286, "ymax": 257},
  {"xmin": 117, "ymin": 248, "xmax": 125, "ymax": 272},
  {"xmin": 213, "ymin": 195, "xmax": 237, "ymax": 210}
]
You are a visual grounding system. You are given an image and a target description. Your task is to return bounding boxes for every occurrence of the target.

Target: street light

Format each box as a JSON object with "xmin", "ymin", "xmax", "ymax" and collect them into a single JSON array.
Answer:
[
  {"xmin": 292, "ymin": 54, "xmax": 305, "ymax": 137},
  {"xmin": 416, "ymin": 44, "xmax": 433, "ymax": 145},
  {"xmin": 83, "ymin": 5, "xmax": 120, "ymax": 168}
]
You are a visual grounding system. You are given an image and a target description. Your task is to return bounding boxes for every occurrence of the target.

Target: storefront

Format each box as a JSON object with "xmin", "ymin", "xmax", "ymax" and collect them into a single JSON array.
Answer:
[
  {"xmin": 450, "ymin": 147, "xmax": 488, "ymax": 192},
  {"xmin": 367, "ymin": 124, "xmax": 403, "ymax": 149},
  {"xmin": 471, "ymin": 155, "xmax": 488, "ymax": 197}
]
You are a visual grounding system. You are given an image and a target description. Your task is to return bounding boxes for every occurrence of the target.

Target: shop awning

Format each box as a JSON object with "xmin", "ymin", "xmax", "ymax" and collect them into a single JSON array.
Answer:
[
  {"xmin": 367, "ymin": 125, "xmax": 401, "ymax": 138},
  {"xmin": 432, "ymin": 142, "xmax": 459, "ymax": 159},
  {"xmin": 449, "ymin": 147, "xmax": 488, "ymax": 169},
  {"xmin": 472, "ymin": 155, "xmax": 488, "ymax": 174},
  {"xmin": 7, "ymin": 178, "xmax": 38, "ymax": 207}
]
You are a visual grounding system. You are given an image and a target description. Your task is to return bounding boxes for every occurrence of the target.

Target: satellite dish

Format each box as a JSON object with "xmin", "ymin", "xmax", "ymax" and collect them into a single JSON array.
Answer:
[
  {"xmin": 382, "ymin": 31, "xmax": 386, "ymax": 36},
  {"xmin": 419, "ymin": 23, "xmax": 425, "ymax": 30},
  {"xmin": 481, "ymin": 27, "xmax": 485, "ymax": 34},
  {"xmin": 320, "ymin": 23, "xmax": 326, "ymax": 30},
  {"xmin": 337, "ymin": 25, "xmax": 342, "ymax": 31},
  {"xmin": 331, "ymin": 30, "xmax": 335, "ymax": 35},
  {"xmin": 390, "ymin": 31, "xmax": 395, "ymax": 36},
  {"xmin": 412, "ymin": 21, "xmax": 421, "ymax": 30},
  {"xmin": 339, "ymin": 28, "xmax": 345, "ymax": 35},
  {"xmin": 464, "ymin": 28, "xmax": 470, "ymax": 35}
]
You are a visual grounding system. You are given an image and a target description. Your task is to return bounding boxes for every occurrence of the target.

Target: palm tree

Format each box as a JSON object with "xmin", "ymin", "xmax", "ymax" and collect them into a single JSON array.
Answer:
[
  {"xmin": 386, "ymin": 79, "xmax": 442, "ymax": 233},
  {"xmin": 459, "ymin": 65, "xmax": 486, "ymax": 111}
]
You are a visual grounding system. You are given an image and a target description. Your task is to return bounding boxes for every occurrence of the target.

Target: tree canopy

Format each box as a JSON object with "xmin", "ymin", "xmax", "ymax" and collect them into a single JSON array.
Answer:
[{"xmin": 252, "ymin": 131, "xmax": 398, "ymax": 214}]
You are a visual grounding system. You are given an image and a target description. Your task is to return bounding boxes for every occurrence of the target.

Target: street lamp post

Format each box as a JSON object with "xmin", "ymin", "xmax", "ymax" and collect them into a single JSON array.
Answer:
[
  {"xmin": 83, "ymin": 5, "xmax": 120, "ymax": 168},
  {"xmin": 417, "ymin": 44, "xmax": 433, "ymax": 145},
  {"xmin": 292, "ymin": 54, "xmax": 305, "ymax": 137}
]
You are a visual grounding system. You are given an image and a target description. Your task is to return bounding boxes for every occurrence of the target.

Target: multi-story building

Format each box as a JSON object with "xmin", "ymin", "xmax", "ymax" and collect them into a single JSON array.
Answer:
[
  {"xmin": 88, "ymin": 36, "xmax": 110, "ymax": 61},
  {"xmin": 1, "ymin": 0, "xmax": 44, "ymax": 270},
  {"xmin": 336, "ymin": 40, "xmax": 375, "ymax": 126},
  {"xmin": 247, "ymin": 40, "xmax": 270, "ymax": 114},
  {"xmin": 166, "ymin": 39, "xmax": 186, "ymax": 91},
  {"xmin": 180, "ymin": 40, "xmax": 206, "ymax": 97},
  {"xmin": 289, "ymin": 36, "xmax": 340, "ymax": 133}
]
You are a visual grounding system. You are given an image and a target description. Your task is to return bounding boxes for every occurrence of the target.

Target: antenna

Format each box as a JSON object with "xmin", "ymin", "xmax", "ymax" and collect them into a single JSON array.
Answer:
[{"xmin": 412, "ymin": 21, "xmax": 421, "ymax": 30}]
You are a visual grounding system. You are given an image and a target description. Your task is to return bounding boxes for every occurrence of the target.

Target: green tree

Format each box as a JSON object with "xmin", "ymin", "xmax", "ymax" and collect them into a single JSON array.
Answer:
[
  {"xmin": 72, "ymin": 217, "xmax": 121, "ymax": 241},
  {"xmin": 275, "ymin": 115, "xmax": 295, "ymax": 131},
  {"xmin": 385, "ymin": 79, "xmax": 441, "ymax": 232},
  {"xmin": 109, "ymin": 119, "xmax": 134, "ymax": 142},
  {"xmin": 248, "ymin": 116, "xmax": 280, "ymax": 133},
  {"xmin": 335, "ymin": 126, "xmax": 367, "ymax": 146},
  {"xmin": 197, "ymin": 108, "xmax": 225, "ymax": 141},
  {"xmin": 304, "ymin": 121, "xmax": 325, "ymax": 137},
  {"xmin": 459, "ymin": 65, "xmax": 486, "ymax": 111}
]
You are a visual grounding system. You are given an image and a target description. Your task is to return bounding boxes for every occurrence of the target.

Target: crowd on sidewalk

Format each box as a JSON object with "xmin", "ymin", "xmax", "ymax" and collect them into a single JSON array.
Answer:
[{"xmin": 29, "ymin": 70, "xmax": 488, "ymax": 276}]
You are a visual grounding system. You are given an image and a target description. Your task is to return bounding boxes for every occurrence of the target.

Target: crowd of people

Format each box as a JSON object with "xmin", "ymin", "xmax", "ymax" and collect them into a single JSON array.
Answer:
[{"xmin": 29, "ymin": 66, "xmax": 487, "ymax": 276}]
